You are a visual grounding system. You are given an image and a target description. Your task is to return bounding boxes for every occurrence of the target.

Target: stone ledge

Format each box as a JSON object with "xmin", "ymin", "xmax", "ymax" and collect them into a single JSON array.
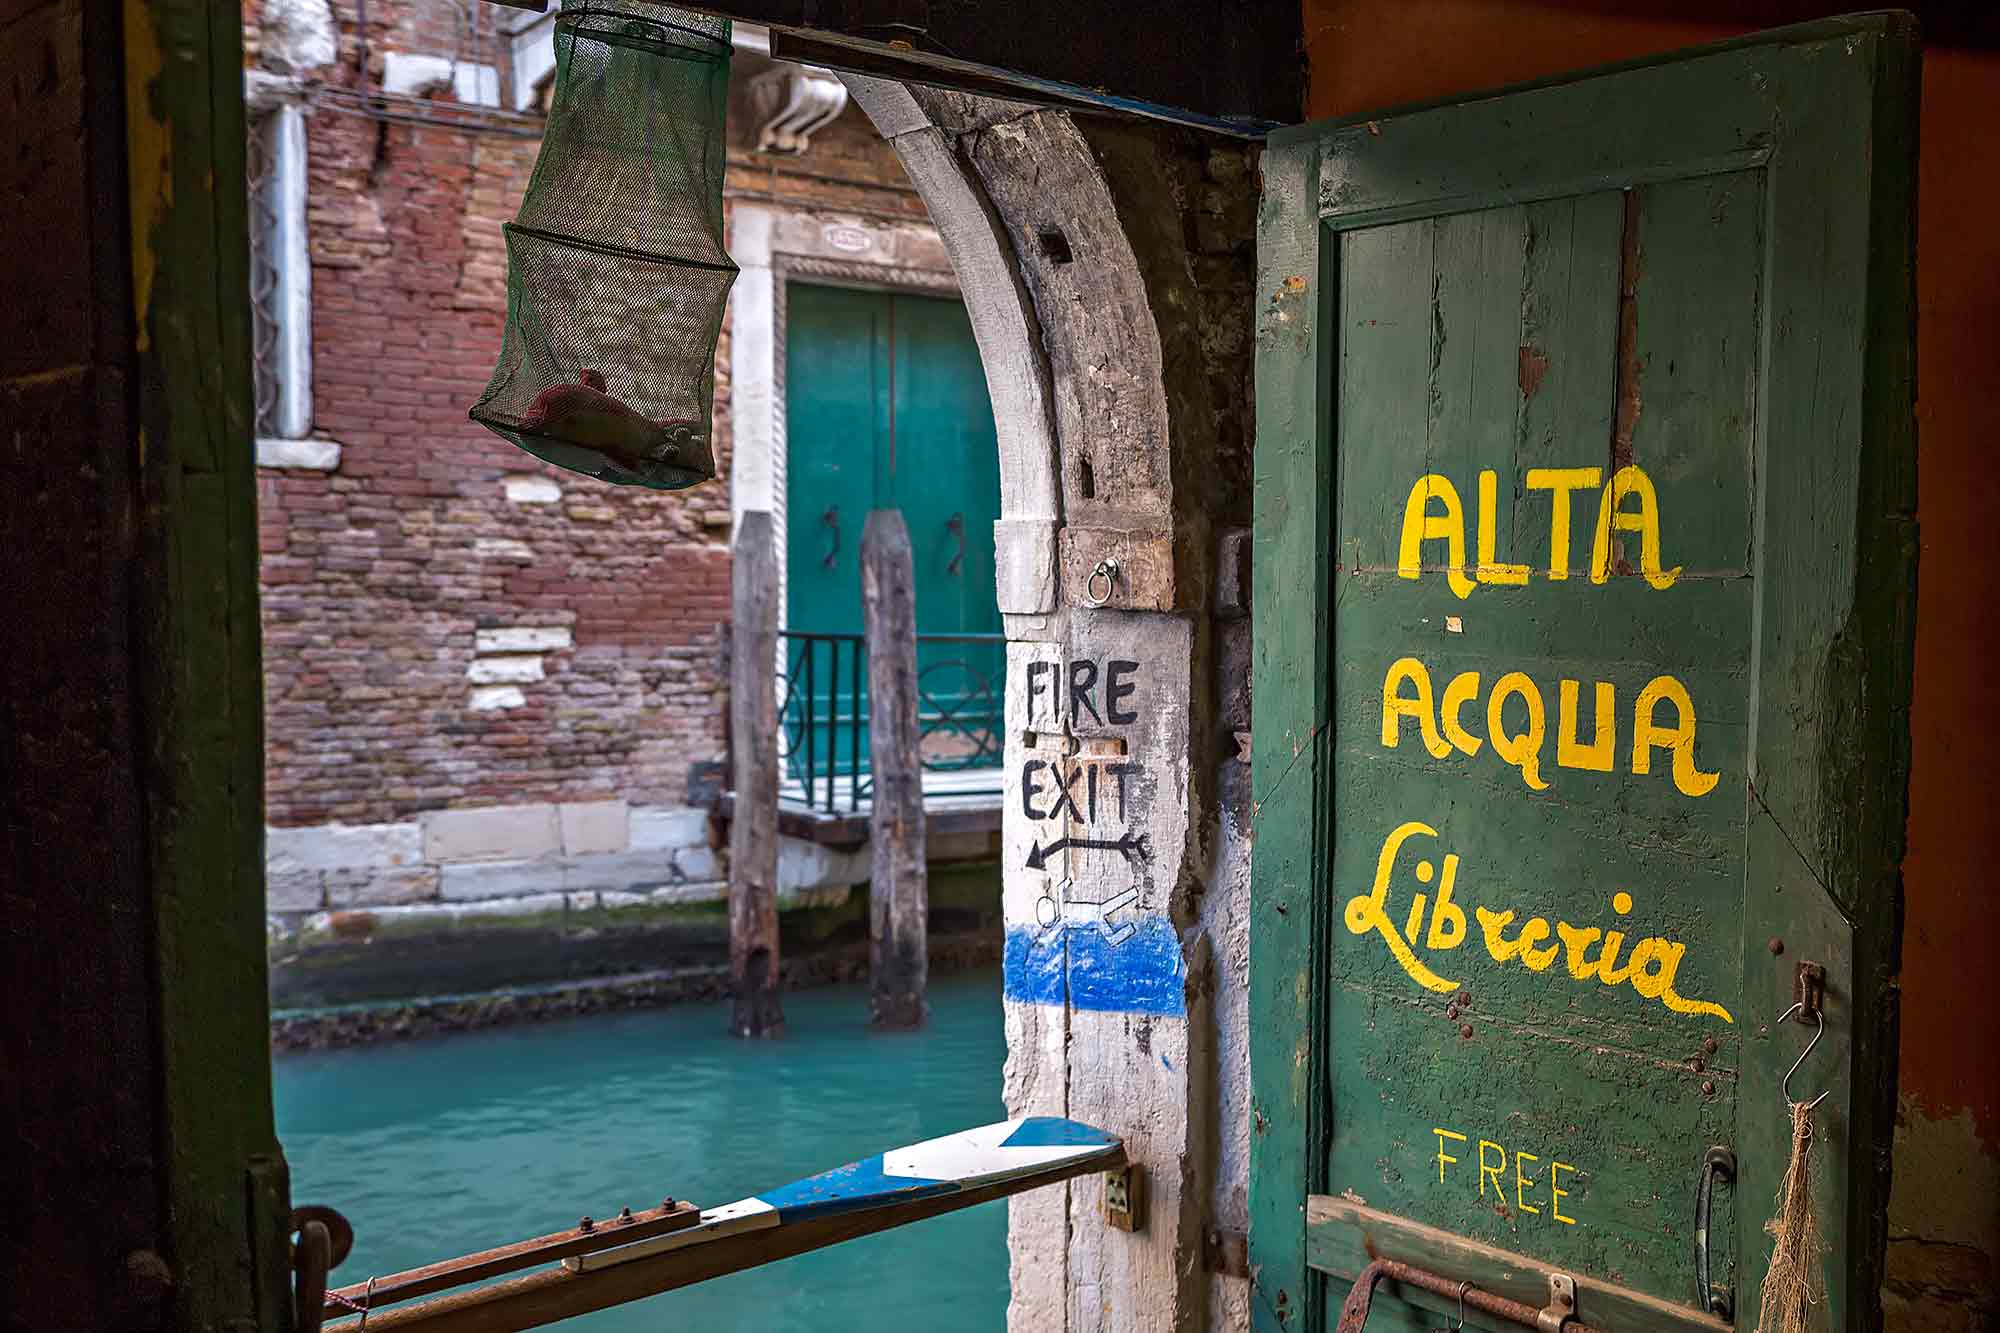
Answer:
[
  {"xmin": 269, "ymin": 930, "xmax": 1004, "ymax": 1050},
  {"xmin": 256, "ymin": 436, "xmax": 341, "ymax": 470},
  {"xmin": 559, "ymin": 799, "xmax": 628, "ymax": 855},
  {"xmin": 269, "ymin": 820, "xmax": 423, "ymax": 872},
  {"xmin": 424, "ymin": 803, "xmax": 561, "ymax": 862}
]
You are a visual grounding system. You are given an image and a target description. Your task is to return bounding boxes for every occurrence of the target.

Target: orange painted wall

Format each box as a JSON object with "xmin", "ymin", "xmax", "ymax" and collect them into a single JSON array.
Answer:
[{"xmin": 1303, "ymin": 3, "xmax": 2000, "ymax": 1323}]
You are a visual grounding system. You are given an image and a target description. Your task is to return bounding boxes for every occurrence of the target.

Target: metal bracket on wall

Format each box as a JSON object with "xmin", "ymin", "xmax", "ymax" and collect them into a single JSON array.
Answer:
[
  {"xmin": 1539, "ymin": 1272, "xmax": 1579, "ymax": 1332},
  {"xmin": 1204, "ymin": 1225, "xmax": 1249, "ymax": 1278},
  {"xmin": 1792, "ymin": 960, "xmax": 1826, "ymax": 1023},
  {"xmin": 1104, "ymin": 1163, "xmax": 1146, "ymax": 1233}
]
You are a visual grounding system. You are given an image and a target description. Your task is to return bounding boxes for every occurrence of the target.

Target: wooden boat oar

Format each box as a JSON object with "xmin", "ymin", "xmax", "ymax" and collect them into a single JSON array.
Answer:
[{"xmin": 329, "ymin": 1117, "xmax": 1123, "ymax": 1333}]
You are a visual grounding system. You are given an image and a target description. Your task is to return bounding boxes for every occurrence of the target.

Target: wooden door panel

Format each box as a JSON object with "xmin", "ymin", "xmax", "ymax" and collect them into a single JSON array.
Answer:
[
  {"xmin": 1325, "ymin": 182, "xmax": 1757, "ymax": 1304},
  {"xmin": 1251, "ymin": 17, "xmax": 1918, "ymax": 1333}
]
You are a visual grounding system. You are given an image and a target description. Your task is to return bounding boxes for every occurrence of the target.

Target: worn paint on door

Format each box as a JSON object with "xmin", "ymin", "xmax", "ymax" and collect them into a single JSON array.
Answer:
[{"xmin": 1251, "ymin": 17, "xmax": 1917, "ymax": 1333}]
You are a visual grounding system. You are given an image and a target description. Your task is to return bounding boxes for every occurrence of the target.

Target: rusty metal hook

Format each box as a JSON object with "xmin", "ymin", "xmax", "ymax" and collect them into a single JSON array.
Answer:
[{"xmin": 1776, "ymin": 1000, "xmax": 1832, "ymax": 1109}]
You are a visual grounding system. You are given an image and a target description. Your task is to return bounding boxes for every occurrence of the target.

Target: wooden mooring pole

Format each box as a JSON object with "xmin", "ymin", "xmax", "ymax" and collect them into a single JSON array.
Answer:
[
  {"xmin": 727, "ymin": 511, "xmax": 784, "ymax": 1038},
  {"xmin": 861, "ymin": 510, "xmax": 928, "ymax": 1028}
]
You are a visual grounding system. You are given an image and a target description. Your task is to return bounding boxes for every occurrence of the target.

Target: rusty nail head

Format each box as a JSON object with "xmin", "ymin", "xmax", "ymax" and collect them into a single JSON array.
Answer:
[
  {"xmin": 1702, "ymin": 1080, "xmax": 1716, "ymax": 1096},
  {"xmin": 578, "ymin": 1216, "xmax": 593, "ymax": 1233},
  {"xmin": 1445, "ymin": 1004, "xmax": 1460, "ymax": 1021},
  {"xmin": 1459, "ymin": 1024, "xmax": 1474, "ymax": 1040},
  {"xmin": 1691, "ymin": 1057, "xmax": 1705, "ymax": 1073},
  {"xmin": 1768, "ymin": 937, "xmax": 1785, "ymax": 955},
  {"xmin": 1457, "ymin": 990, "xmax": 1472, "ymax": 1007},
  {"xmin": 662, "ymin": 1198, "xmax": 675, "ymax": 1209},
  {"xmin": 618, "ymin": 1207, "xmax": 632, "ymax": 1222},
  {"xmin": 1704, "ymin": 1036, "xmax": 1719, "ymax": 1054}
]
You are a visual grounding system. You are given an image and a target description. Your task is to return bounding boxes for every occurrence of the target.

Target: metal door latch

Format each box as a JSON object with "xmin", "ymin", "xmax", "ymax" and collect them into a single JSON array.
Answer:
[
  {"xmin": 1335, "ymin": 1259, "xmax": 1598, "ymax": 1333},
  {"xmin": 1537, "ymin": 1272, "xmax": 1578, "ymax": 1331}
]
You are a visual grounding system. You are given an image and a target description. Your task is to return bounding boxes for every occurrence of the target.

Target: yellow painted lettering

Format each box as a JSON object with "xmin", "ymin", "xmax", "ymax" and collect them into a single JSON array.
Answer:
[
  {"xmin": 1476, "ymin": 907, "xmax": 1558, "ymax": 971},
  {"xmin": 1477, "ymin": 470, "xmax": 1530, "ymax": 586},
  {"xmin": 1558, "ymin": 919, "xmax": 1635, "ymax": 986},
  {"xmin": 1514, "ymin": 1150, "xmax": 1541, "ymax": 1214},
  {"xmin": 1589, "ymin": 464, "xmax": 1682, "ymax": 589},
  {"xmin": 1382, "ymin": 657, "xmax": 1451, "ymax": 759},
  {"xmin": 1397, "ymin": 474, "xmax": 1476, "ymax": 600},
  {"xmin": 1404, "ymin": 892, "xmax": 1429, "ymax": 944},
  {"xmin": 1557, "ymin": 679, "xmax": 1616, "ymax": 773},
  {"xmin": 1434, "ymin": 1128, "xmax": 1467, "ymax": 1183},
  {"xmin": 1523, "ymin": 466, "xmax": 1601, "ymax": 579},
  {"xmin": 1478, "ymin": 1140, "xmax": 1506, "ymax": 1200},
  {"xmin": 1550, "ymin": 1161, "xmax": 1578, "ymax": 1224},
  {"xmin": 1629, "ymin": 937, "xmax": 1735, "ymax": 1023},
  {"xmin": 1487, "ymin": 671, "xmax": 1549, "ymax": 791},
  {"xmin": 1344, "ymin": 821, "xmax": 1458, "ymax": 993},
  {"xmin": 1425, "ymin": 855, "xmax": 1467, "ymax": 951},
  {"xmin": 1632, "ymin": 675, "xmax": 1720, "ymax": 797},
  {"xmin": 1440, "ymin": 671, "xmax": 1484, "ymax": 756}
]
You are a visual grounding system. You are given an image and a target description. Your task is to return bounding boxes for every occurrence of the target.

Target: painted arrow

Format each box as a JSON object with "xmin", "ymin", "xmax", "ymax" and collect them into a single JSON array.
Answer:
[{"xmin": 1025, "ymin": 831, "xmax": 1151, "ymax": 870}]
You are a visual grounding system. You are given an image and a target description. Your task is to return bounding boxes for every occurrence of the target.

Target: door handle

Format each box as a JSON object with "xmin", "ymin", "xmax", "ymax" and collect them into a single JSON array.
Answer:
[
  {"xmin": 1694, "ymin": 1145, "xmax": 1735, "ymax": 1320},
  {"xmin": 946, "ymin": 512, "xmax": 965, "ymax": 577},
  {"xmin": 821, "ymin": 505, "xmax": 840, "ymax": 570}
]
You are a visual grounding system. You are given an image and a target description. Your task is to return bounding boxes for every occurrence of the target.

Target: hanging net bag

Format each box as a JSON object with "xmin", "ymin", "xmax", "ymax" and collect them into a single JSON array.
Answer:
[{"xmin": 471, "ymin": 2, "xmax": 735, "ymax": 490}]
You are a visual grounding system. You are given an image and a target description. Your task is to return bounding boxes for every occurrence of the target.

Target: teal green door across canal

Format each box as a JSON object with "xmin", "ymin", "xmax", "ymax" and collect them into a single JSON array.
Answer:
[{"xmin": 276, "ymin": 971, "xmax": 1009, "ymax": 1330}]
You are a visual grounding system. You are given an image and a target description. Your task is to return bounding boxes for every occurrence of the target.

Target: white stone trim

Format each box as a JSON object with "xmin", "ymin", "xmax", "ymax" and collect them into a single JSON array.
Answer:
[
  {"xmin": 502, "ymin": 472, "xmax": 562, "ymax": 503},
  {"xmin": 508, "ymin": 13, "xmax": 557, "ymax": 112},
  {"xmin": 476, "ymin": 626, "xmax": 572, "ymax": 653},
  {"xmin": 468, "ymin": 684, "xmax": 526, "ymax": 711},
  {"xmin": 256, "ymin": 436, "xmax": 340, "ymax": 470},
  {"xmin": 241, "ymin": 93, "xmax": 317, "ymax": 443},
  {"xmin": 726, "ymin": 201, "xmax": 961, "ymax": 634},
  {"xmin": 382, "ymin": 51, "xmax": 501, "ymax": 106},
  {"xmin": 837, "ymin": 74, "xmax": 1064, "ymax": 614}
]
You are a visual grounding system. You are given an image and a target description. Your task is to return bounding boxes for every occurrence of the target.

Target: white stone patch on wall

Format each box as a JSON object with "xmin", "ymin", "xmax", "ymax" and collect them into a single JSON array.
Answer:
[
  {"xmin": 468, "ymin": 625, "xmax": 569, "ymax": 707},
  {"xmin": 468, "ymin": 684, "xmax": 526, "ymax": 711},
  {"xmin": 381, "ymin": 51, "xmax": 500, "ymax": 106},
  {"xmin": 467, "ymin": 654, "xmax": 545, "ymax": 684},
  {"xmin": 476, "ymin": 626, "xmax": 573, "ymax": 653},
  {"xmin": 502, "ymin": 472, "xmax": 562, "ymax": 504},
  {"xmin": 256, "ymin": 437, "xmax": 341, "ymax": 470},
  {"xmin": 473, "ymin": 536, "xmax": 534, "ymax": 561},
  {"xmin": 257, "ymin": 0, "xmax": 336, "ymax": 73}
]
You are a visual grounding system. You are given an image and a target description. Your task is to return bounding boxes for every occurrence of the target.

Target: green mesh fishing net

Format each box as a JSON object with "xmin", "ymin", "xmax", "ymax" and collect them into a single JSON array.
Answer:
[{"xmin": 471, "ymin": 3, "xmax": 735, "ymax": 490}]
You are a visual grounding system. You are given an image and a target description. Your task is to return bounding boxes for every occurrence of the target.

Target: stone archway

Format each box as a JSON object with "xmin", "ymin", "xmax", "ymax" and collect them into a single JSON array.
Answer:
[{"xmin": 842, "ymin": 74, "xmax": 1261, "ymax": 1333}]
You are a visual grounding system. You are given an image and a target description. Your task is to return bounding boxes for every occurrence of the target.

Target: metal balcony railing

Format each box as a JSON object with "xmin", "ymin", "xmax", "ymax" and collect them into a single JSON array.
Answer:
[{"xmin": 775, "ymin": 630, "xmax": 1005, "ymax": 814}]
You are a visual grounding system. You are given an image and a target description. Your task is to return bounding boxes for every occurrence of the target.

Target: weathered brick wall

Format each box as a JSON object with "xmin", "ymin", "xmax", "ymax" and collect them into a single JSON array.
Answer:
[{"xmin": 253, "ymin": 0, "xmax": 920, "ymax": 829}]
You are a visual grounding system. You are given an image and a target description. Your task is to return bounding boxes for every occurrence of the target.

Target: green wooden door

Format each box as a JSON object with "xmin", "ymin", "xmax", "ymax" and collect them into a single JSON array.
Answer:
[
  {"xmin": 785, "ymin": 284, "xmax": 1004, "ymax": 788},
  {"xmin": 1250, "ymin": 17, "xmax": 1916, "ymax": 1333}
]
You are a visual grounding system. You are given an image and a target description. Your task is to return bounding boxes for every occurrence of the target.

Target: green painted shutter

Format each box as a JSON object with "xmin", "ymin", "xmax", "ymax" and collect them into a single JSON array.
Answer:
[{"xmin": 1250, "ymin": 17, "xmax": 1917, "ymax": 1333}]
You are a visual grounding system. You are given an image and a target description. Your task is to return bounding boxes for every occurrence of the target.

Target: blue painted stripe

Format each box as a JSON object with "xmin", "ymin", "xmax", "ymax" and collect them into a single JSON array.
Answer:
[
  {"xmin": 756, "ymin": 1153, "xmax": 957, "ymax": 1223},
  {"xmin": 1003, "ymin": 916, "xmax": 1186, "ymax": 1016},
  {"xmin": 1000, "ymin": 1117, "xmax": 1121, "ymax": 1151}
]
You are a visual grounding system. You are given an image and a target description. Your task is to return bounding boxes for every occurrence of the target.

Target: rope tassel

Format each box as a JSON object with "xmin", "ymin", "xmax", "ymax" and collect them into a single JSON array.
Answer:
[{"xmin": 1760, "ymin": 995, "xmax": 1831, "ymax": 1333}]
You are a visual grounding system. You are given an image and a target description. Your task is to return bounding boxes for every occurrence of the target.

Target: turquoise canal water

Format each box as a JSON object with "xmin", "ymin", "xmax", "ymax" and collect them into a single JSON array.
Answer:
[{"xmin": 276, "ymin": 970, "xmax": 1009, "ymax": 1331}]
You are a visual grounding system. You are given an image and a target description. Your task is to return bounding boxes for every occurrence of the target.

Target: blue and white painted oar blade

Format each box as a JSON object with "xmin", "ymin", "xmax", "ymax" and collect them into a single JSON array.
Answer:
[{"xmin": 567, "ymin": 1117, "xmax": 1121, "ymax": 1273}]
